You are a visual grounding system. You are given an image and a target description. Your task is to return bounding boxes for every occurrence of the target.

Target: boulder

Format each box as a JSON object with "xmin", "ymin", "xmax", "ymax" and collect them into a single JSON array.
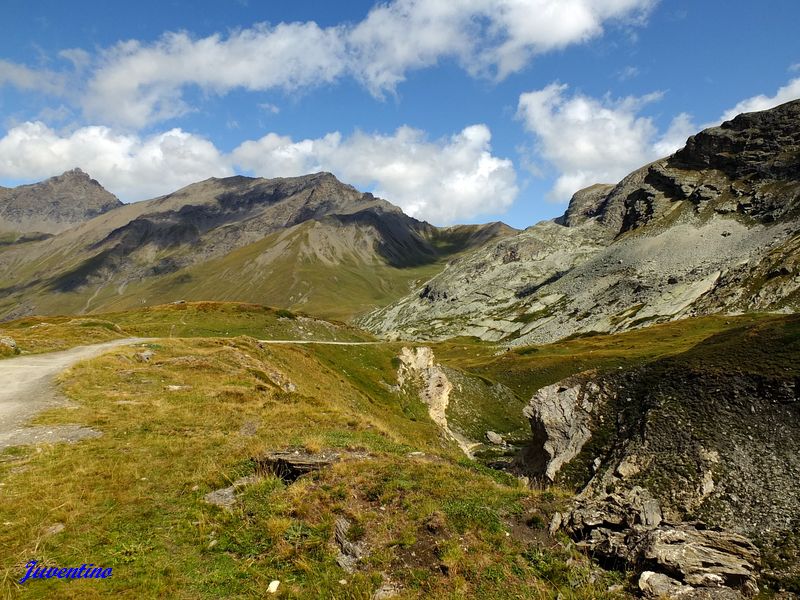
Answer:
[
  {"xmin": 134, "ymin": 349, "xmax": 155, "ymax": 362},
  {"xmin": 485, "ymin": 430, "xmax": 505, "ymax": 445},
  {"xmin": 639, "ymin": 571, "xmax": 695, "ymax": 598},
  {"xmin": 559, "ymin": 488, "xmax": 760, "ymax": 598},
  {"xmin": 520, "ymin": 374, "xmax": 607, "ymax": 481},
  {"xmin": 0, "ymin": 336, "xmax": 19, "ymax": 355},
  {"xmin": 639, "ymin": 525, "xmax": 760, "ymax": 592}
]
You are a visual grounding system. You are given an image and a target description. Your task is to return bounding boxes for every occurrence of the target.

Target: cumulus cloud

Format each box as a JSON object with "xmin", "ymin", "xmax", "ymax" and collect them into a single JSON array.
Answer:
[
  {"xmin": 652, "ymin": 111, "xmax": 696, "ymax": 157},
  {"xmin": 517, "ymin": 83, "xmax": 688, "ymax": 201},
  {"xmin": 0, "ymin": 121, "xmax": 516, "ymax": 223},
  {"xmin": 232, "ymin": 124, "xmax": 518, "ymax": 223},
  {"xmin": 0, "ymin": 0, "xmax": 654, "ymax": 127},
  {"xmin": 346, "ymin": 0, "xmax": 656, "ymax": 94},
  {"xmin": 720, "ymin": 77, "xmax": 800, "ymax": 121},
  {"xmin": 0, "ymin": 122, "xmax": 232, "ymax": 199},
  {"xmin": 518, "ymin": 76, "xmax": 800, "ymax": 203}
]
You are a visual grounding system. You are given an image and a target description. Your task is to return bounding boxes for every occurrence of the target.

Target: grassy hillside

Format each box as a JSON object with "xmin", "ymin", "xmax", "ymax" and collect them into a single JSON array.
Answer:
[
  {"xmin": 0, "ymin": 326, "xmax": 619, "ymax": 598},
  {"xmin": 0, "ymin": 207, "xmax": 513, "ymax": 323},
  {"xmin": 1, "ymin": 304, "xmax": 795, "ymax": 597},
  {"xmin": 0, "ymin": 302, "xmax": 373, "ymax": 356}
]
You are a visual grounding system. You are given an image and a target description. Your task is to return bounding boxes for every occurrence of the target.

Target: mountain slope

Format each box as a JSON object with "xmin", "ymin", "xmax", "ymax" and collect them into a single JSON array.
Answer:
[
  {"xmin": 0, "ymin": 172, "xmax": 515, "ymax": 321},
  {"xmin": 361, "ymin": 100, "xmax": 800, "ymax": 344},
  {"xmin": 0, "ymin": 168, "xmax": 121, "ymax": 236}
]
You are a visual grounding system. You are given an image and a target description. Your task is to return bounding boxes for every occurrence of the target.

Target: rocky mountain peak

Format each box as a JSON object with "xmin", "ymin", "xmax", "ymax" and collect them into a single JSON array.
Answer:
[
  {"xmin": 361, "ymin": 100, "xmax": 800, "ymax": 344},
  {"xmin": 0, "ymin": 168, "xmax": 122, "ymax": 235}
]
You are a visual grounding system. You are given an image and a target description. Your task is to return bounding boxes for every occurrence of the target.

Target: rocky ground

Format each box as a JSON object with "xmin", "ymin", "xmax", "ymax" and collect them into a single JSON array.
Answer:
[
  {"xmin": 361, "ymin": 100, "xmax": 800, "ymax": 345},
  {"xmin": 517, "ymin": 315, "xmax": 800, "ymax": 597}
]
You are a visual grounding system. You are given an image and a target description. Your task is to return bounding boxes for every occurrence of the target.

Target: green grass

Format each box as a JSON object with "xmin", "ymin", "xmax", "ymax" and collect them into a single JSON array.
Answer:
[
  {"xmin": 0, "ymin": 302, "xmax": 374, "ymax": 357},
  {"xmin": 0, "ymin": 219, "xmax": 513, "ymax": 324},
  {"xmin": 432, "ymin": 313, "xmax": 782, "ymax": 402},
  {"xmin": 0, "ymin": 332, "xmax": 619, "ymax": 598},
  {"xmin": 2, "ymin": 304, "xmax": 794, "ymax": 597}
]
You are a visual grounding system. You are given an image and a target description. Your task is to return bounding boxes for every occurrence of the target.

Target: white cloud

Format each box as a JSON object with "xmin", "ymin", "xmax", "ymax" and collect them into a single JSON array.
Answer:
[
  {"xmin": 517, "ymin": 83, "xmax": 687, "ymax": 201},
  {"xmin": 258, "ymin": 102, "xmax": 280, "ymax": 115},
  {"xmin": 0, "ymin": 121, "xmax": 516, "ymax": 223},
  {"xmin": 616, "ymin": 65, "xmax": 640, "ymax": 81},
  {"xmin": 84, "ymin": 24, "xmax": 348, "ymax": 127},
  {"xmin": 720, "ymin": 77, "xmax": 800, "ymax": 121},
  {"xmin": 652, "ymin": 111, "xmax": 696, "ymax": 157},
  {"xmin": 233, "ymin": 124, "xmax": 518, "ymax": 223},
  {"xmin": 0, "ymin": 0, "xmax": 654, "ymax": 127},
  {"xmin": 0, "ymin": 122, "xmax": 232, "ymax": 200},
  {"xmin": 0, "ymin": 59, "xmax": 66, "ymax": 95}
]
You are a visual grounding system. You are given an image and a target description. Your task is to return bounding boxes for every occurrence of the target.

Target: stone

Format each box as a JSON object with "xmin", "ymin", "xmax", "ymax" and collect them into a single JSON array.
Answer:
[
  {"xmin": 254, "ymin": 450, "xmax": 341, "ymax": 483},
  {"xmin": 42, "ymin": 523, "xmax": 65, "ymax": 537},
  {"xmin": 267, "ymin": 580, "xmax": 280, "ymax": 594},
  {"xmin": 0, "ymin": 336, "xmax": 17, "ymax": 350},
  {"xmin": 485, "ymin": 430, "xmax": 504, "ymax": 445},
  {"xmin": 640, "ymin": 526, "xmax": 759, "ymax": 591},
  {"xmin": 204, "ymin": 475, "xmax": 259, "ymax": 510},
  {"xmin": 335, "ymin": 517, "xmax": 366, "ymax": 573},
  {"xmin": 134, "ymin": 349, "xmax": 155, "ymax": 362},
  {"xmin": 520, "ymin": 376, "xmax": 606, "ymax": 481},
  {"xmin": 639, "ymin": 571, "xmax": 694, "ymax": 598},
  {"xmin": 372, "ymin": 578, "xmax": 400, "ymax": 599}
]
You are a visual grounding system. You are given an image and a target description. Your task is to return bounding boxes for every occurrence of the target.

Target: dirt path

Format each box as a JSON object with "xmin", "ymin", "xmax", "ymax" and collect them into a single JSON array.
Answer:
[{"xmin": 0, "ymin": 338, "xmax": 148, "ymax": 449}]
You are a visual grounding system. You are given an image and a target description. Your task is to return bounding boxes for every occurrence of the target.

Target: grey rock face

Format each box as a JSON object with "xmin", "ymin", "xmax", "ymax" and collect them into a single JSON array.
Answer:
[
  {"xmin": 361, "ymin": 100, "xmax": 800, "ymax": 344},
  {"xmin": 559, "ymin": 487, "xmax": 759, "ymax": 598},
  {"xmin": 335, "ymin": 517, "xmax": 367, "ymax": 573},
  {"xmin": 519, "ymin": 375, "xmax": 607, "ymax": 481},
  {"xmin": 640, "ymin": 526, "xmax": 760, "ymax": 590},
  {"xmin": 0, "ymin": 168, "xmax": 121, "ymax": 234}
]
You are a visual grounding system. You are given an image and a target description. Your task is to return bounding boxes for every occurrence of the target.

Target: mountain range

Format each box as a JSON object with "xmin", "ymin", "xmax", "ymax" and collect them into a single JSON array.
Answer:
[
  {"xmin": 1, "ymin": 100, "xmax": 798, "ymax": 344},
  {"xmin": 2, "ymin": 100, "xmax": 800, "ymax": 599},
  {"xmin": 363, "ymin": 99, "xmax": 800, "ymax": 343},
  {"xmin": 0, "ymin": 169, "xmax": 514, "ymax": 321}
]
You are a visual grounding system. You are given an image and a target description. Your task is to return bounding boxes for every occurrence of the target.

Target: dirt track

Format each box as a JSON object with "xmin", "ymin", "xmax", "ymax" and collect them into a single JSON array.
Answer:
[{"xmin": 0, "ymin": 338, "xmax": 147, "ymax": 449}]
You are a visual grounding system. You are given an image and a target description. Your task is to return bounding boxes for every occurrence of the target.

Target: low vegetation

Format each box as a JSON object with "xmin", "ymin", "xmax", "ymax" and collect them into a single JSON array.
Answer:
[
  {"xmin": 0, "ymin": 327, "xmax": 620, "ymax": 598},
  {"xmin": 1, "ymin": 303, "xmax": 795, "ymax": 597}
]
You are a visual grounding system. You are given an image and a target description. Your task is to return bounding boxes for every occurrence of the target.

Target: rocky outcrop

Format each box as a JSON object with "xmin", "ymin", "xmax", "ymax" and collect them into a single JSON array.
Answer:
[
  {"xmin": 0, "ymin": 168, "xmax": 121, "ymax": 235},
  {"xmin": 519, "ymin": 375, "xmax": 608, "ymax": 482},
  {"xmin": 335, "ymin": 517, "xmax": 367, "ymax": 573},
  {"xmin": 557, "ymin": 487, "xmax": 760, "ymax": 597},
  {"xmin": 522, "ymin": 316, "xmax": 800, "ymax": 595},
  {"xmin": 361, "ymin": 100, "xmax": 800, "ymax": 344},
  {"xmin": 554, "ymin": 183, "xmax": 616, "ymax": 227},
  {"xmin": 254, "ymin": 450, "xmax": 343, "ymax": 483}
]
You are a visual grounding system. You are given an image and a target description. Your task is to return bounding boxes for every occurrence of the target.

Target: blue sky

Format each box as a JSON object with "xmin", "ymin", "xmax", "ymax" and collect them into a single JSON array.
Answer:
[{"xmin": 1, "ymin": 0, "xmax": 798, "ymax": 228}]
